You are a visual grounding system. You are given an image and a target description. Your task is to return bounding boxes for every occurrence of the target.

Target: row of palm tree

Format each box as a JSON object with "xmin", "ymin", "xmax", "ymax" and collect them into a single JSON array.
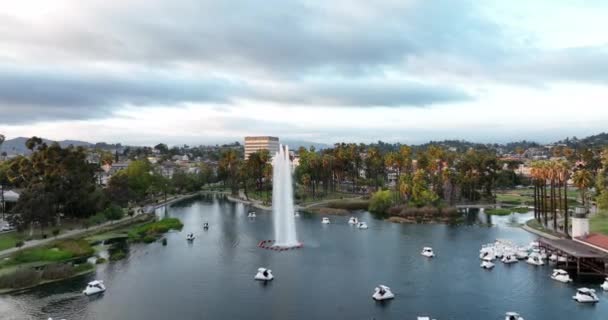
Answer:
[{"xmin": 530, "ymin": 160, "xmax": 594, "ymax": 236}]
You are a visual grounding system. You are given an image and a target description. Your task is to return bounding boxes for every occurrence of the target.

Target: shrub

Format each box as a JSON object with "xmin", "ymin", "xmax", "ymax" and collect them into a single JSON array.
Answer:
[
  {"xmin": 41, "ymin": 263, "xmax": 75, "ymax": 280},
  {"xmin": 56, "ymin": 239, "xmax": 94, "ymax": 257},
  {"xmin": 96, "ymin": 257, "xmax": 107, "ymax": 264},
  {"xmin": 597, "ymin": 191, "xmax": 608, "ymax": 211},
  {"xmin": 143, "ymin": 235, "xmax": 156, "ymax": 243},
  {"xmin": 511, "ymin": 207, "xmax": 530, "ymax": 214},
  {"xmin": 52, "ymin": 229, "xmax": 60, "ymax": 237},
  {"xmin": 74, "ymin": 263, "xmax": 94, "ymax": 273},
  {"xmin": 369, "ymin": 190, "xmax": 394, "ymax": 216},
  {"xmin": 15, "ymin": 241, "xmax": 25, "ymax": 248},
  {"xmin": 486, "ymin": 208, "xmax": 512, "ymax": 216},
  {"xmin": 88, "ymin": 212, "xmax": 107, "ymax": 226},
  {"xmin": 128, "ymin": 218, "xmax": 183, "ymax": 242},
  {"xmin": 0, "ymin": 268, "xmax": 40, "ymax": 289},
  {"xmin": 109, "ymin": 250, "xmax": 126, "ymax": 261},
  {"xmin": 103, "ymin": 204, "xmax": 124, "ymax": 221}
]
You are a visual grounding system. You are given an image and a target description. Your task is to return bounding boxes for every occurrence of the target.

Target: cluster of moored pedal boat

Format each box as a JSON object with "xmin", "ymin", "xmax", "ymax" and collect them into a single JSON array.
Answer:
[
  {"xmin": 479, "ymin": 239, "xmax": 608, "ymax": 304},
  {"xmin": 319, "ymin": 216, "xmax": 369, "ymax": 229}
]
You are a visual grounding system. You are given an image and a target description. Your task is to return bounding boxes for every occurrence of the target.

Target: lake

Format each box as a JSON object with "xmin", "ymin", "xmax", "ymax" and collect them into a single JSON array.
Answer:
[{"xmin": 1, "ymin": 195, "xmax": 607, "ymax": 319}]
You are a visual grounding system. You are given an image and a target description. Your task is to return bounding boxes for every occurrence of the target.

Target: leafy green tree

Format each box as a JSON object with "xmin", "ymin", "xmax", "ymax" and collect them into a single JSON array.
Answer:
[
  {"xmin": 103, "ymin": 204, "xmax": 124, "ymax": 221},
  {"xmin": 369, "ymin": 190, "xmax": 393, "ymax": 216},
  {"xmin": 106, "ymin": 173, "xmax": 134, "ymax": 206}
]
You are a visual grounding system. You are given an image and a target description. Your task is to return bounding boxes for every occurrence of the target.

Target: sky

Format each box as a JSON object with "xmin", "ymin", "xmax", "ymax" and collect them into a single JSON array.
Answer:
[{"xmin": 0, "ymin": 0, "xmax": 607, "ymax": 146}]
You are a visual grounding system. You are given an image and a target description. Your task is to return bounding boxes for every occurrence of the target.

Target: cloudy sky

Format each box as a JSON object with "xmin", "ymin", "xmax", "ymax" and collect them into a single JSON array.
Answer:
[{"xmin": 0, "ymin": 0, "xmax": 607, "ymax": 146}]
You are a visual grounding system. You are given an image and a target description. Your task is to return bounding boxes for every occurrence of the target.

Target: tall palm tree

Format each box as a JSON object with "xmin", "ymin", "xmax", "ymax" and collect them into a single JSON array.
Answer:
[
  {"xmin": 539, "ymin": 161, "xmax": 549, "ymax": 226},
  {"xmin": 572, "ymin": 169, "xmax": 593, "ymax": 207},
  {"xmin": 530, "ymin": 162, "xmax": 540, "ymax": 222},
  {"xmin": 557, "ymin": 160, "xmax": 571, "ymax": 236}
]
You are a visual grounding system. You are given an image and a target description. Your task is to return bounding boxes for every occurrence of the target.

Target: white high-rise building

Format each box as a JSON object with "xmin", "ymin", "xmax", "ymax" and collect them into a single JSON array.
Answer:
[{"xmin": 244, "ymin": 136, "xmax": 279, "ymax": 159}]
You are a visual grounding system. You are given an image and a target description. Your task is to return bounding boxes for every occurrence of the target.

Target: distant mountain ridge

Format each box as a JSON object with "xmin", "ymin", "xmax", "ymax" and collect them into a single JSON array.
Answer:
[
  {"xmin": 0, "ymin": 137, "xmax": 93, "ymax": 155},
  {"xmin": 2, "ymin": 132, "xmax": 608, "ymax": 156}
]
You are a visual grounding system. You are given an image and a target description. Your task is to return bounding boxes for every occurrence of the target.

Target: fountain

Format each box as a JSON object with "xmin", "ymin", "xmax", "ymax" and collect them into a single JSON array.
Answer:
[{"xmin": 270, "ymin": 145, "xmax": 300, "ymax": 249}]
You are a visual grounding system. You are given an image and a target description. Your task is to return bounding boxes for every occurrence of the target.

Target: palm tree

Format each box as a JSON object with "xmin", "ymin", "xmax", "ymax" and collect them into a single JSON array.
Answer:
[
  {"xmin": 530, "ymin": 162, "xmax": 540, "ymax": 222},
  {"xmin": 539, "ymin": 161, "xmax": 549, "ymax": 226},
  {"xmin": 557, "ymin": 160, "xmax": 571, "ymax": 236},
  {"xmin": 572, "ymin": 169, "xmax": 593, "ymax": 207}
]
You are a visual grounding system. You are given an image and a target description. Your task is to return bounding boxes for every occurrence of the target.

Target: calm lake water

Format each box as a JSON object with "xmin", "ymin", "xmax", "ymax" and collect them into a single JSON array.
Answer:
[{"xmin": 1, "ymin": 195, "xmax": 607, "ymax": 319}]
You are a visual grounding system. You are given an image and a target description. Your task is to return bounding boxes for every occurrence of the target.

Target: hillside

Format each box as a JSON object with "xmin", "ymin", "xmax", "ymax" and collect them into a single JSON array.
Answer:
[{"xmin": 0, "ymin": 137, "xmax": 92, "ymax": 155}]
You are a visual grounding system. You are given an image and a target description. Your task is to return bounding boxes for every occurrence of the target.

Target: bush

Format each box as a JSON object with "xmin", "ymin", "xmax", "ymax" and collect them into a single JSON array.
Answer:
[
  {"xmin": 96, "ymin": 257, "xmax": 107, "ymax": 264},
  {"xmin": 486, "ymin": 208, "xmax": 512, "ymax": 216},
  {"xmin": 88, "ymin": 212, "xmax": 107, "ymax": 226},
  {"xmin": 143, "ymin": 235, "xmax": 156, "ymax": 243},
  {"xmin": 368, "ymin": 190, "xmax": 394, "ymax": 216},
  {"xmin": 128, "ymin": 218, "xmax": 183, "ymax": 242},
  {"xmin": 15, "ymin": 241, "xmax": 25, "ymax": 248},
  {"xmin": 511, "ymin": 207, "xmax": 531, "ymax": 214},
  {"xmin": 597, "ymin": 191, "xmax": 608, "ymax": 211},
  {"xmin": 109, "ymin": 250, "xmax": 126, "ymax": 261},
  {"xmin": 103, "ymin": 204, "xmax": 124, "ymax": 221},
  {"xmin": 0, "ymin": 268, "xmax": 40, "ymax": 289},
  {"xmin": 74, "ymin": 263, "xmax": 94, "ymax": 273},
  {"xmin": 41, "ymin": 263, "xmax": 75, "ymax": 280},
  {"xmin": 52, "ymin": 229, "xmax": 60, "ymax": 237}
]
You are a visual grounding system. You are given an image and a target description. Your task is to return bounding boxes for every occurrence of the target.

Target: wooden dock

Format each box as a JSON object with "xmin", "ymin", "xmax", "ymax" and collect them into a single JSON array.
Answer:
[{"xmin": 539, "ymin": 238, "xmax": 608, "ymax": 276}]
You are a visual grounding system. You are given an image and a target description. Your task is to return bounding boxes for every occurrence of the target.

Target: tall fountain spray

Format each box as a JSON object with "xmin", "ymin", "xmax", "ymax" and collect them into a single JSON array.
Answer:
[{"xmin": 272, "ymin": 145, "xmax": 299, "ymax": 248}]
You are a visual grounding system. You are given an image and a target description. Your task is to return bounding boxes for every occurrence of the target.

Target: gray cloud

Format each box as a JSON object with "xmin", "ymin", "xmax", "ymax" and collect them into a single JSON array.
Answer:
[
  {"xmin": 0, "ymin": 65, "xmax": 471, "ymax": 124},
  {"xmin": 0, "ymin": 1, "xmax": 509, "ymax": 76},
  {"xmin": 0, "ymin": 66, "xmax": 245, "ymax": 123},
  {"xmin": 253, "ymin": 79, "xmax": 471, "ymax": 107},
  {"xmin": 0, "ymin": 0, "xmax": 606, "ymax": 127}
]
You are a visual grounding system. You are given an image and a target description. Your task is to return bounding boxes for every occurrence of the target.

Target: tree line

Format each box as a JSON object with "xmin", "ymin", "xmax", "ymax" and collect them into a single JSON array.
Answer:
[{"xmin": 0, "ymin": 137, "xmax": 216, "ymax": 233}]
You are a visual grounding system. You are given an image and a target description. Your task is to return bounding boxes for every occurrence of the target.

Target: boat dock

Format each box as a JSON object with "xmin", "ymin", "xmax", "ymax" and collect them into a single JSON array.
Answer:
[{"xmin": 538, "ymin": 238, "xmax": 608, "ymax": 276}]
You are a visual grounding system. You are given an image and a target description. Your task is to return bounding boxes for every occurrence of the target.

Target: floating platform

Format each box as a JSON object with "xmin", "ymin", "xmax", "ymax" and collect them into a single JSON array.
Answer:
[{"xmin": 258, "ymin": 240, "xmax": 303, "ymax": 251}]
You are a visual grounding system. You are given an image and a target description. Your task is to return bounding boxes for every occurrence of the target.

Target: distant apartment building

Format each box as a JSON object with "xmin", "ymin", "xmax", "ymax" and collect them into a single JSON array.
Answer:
[{"xmin": 244, "ymin": 136, "xmax": 279, "ymax": 159}]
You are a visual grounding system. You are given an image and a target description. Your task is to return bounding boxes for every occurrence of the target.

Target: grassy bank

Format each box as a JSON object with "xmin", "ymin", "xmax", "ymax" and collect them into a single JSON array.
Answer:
[
  {"xmin": 0, "ymin": 232, "xmax": 26, "ymax": 251},
  {"xmin": 127, "ymin": 218, "xmax": 183, "ymax": 243},
  {"xmin": 486, "ymin": 207, "xmax": 530, "ymax": 216},
  {"xmin": 386, "ymin": 205, "xmax": 460, "ymax": 224},
  {"xmin": 1, "ymin": 239, "xmax": 94, "ymax": 268},
  {"xmin": 0, "ymin": 262, "xmax": 94, "ymax": 293},
  {"xmin": 525, "ymin": 219, "xmax": 564, "ymax": 238},
  {"xmin": 0, "ymin": 215, "xmax": 181, "ymax": 292},
  {"xmin": 591, "ymin": 212, "xmax": 608, "ymax": 235}
]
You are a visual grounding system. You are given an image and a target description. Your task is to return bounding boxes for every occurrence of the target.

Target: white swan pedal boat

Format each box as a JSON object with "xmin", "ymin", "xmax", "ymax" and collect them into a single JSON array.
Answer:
[
  {"xmin": 372, "ymin": 285, "xmax": 394, "ymax": 301},
  {"xmin": 254, "ymin": 268, "xmax": 274, "ymax": 281},
  {"xmin": 421, "ymin": 247, "xmax": 435, "ymax": 258}
]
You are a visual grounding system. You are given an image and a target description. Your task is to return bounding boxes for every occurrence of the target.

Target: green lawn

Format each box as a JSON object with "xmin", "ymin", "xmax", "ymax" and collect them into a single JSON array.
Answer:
[
  {"xmin": 496, "ymin": 188, "xmax": 579, "ymax": 207},
  {"xmin": 0, "ymin": 232, "xmax": 26, "ymax": 251},
  {"xmin": 591, "ymin": 212, "xmax": 608, "ymax": 235},
  {"xmin": 525, "ymin": 219, "xmax": 564, "ymax": 238},
  {"xmin": 1, "ymin": 239, "xmax": 94, "ymax": 269}
]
